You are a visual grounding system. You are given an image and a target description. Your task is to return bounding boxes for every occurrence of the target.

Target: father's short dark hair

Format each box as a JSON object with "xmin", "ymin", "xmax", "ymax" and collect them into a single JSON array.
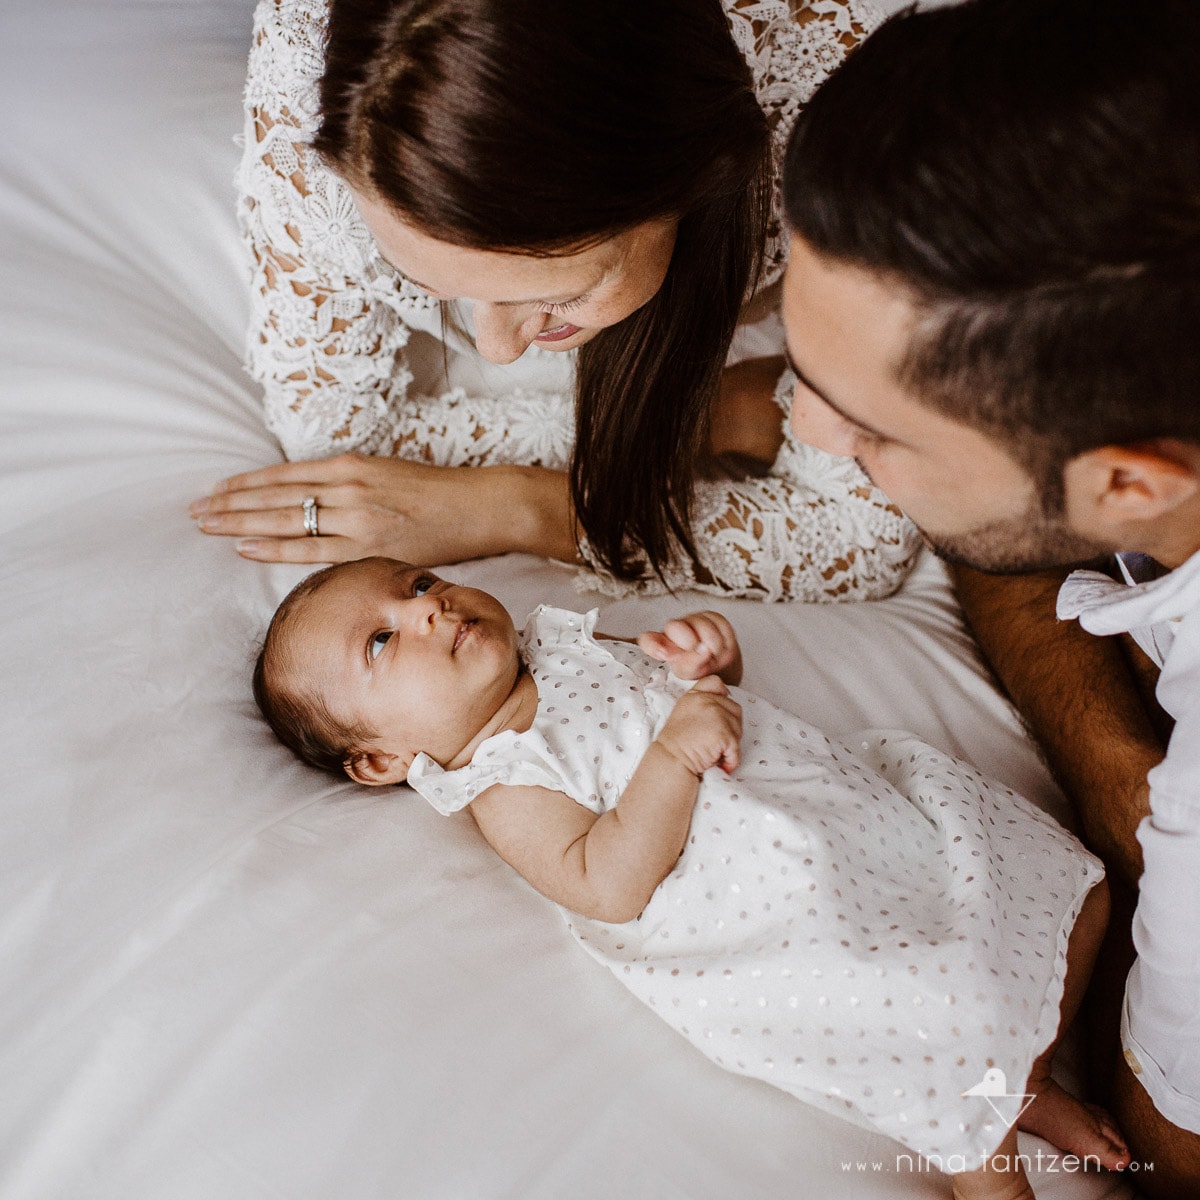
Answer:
[{"xmin": 784, "ymin": 0, "xmax": 1200, "ymax": 498}]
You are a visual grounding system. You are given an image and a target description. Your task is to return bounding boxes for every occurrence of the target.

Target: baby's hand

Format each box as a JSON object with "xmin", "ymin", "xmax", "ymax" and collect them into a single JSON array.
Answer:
[
  {"xmin": 638, "ymin": 611, "xmax": 743, "ymax": 686},
  {"xmin": 655, "ymin": 675, "xmax": 743, "ymax": 776}
]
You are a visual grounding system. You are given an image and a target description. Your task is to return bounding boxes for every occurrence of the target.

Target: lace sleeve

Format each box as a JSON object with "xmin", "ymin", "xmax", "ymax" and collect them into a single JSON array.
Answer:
[
  {"xmin": 724, "ymin": 0, "xmax": 884, "ymax": 288},
  {"xmin": 388, "ymin": 388, "xmax": 573, "ymax": 470},
  {"xmin": 581, "ymin": 368, "xmax": 922, "ymax": 602},
  {"xmin": 238, "ymin": 0, "xmax": 578, "ymax": 469},
  {"xmin": 237, "ymin": 0, "xmax": 443, "ymax": 460}
]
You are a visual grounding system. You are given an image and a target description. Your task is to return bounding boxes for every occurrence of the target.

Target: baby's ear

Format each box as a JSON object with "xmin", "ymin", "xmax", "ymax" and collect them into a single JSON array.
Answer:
[{"xmin": 344, "ymin": 748, "xmax": 411, "ymax": 786}]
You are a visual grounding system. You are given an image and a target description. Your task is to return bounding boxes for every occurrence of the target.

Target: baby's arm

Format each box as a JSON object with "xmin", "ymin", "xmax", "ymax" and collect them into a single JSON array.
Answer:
[
  {"xmin": 637, "ymin": 611, "xmax": 743, "ymax": 686},
  {"xmin": 469, "ymin": 677, "xmax": 742, "ymax": 924}
]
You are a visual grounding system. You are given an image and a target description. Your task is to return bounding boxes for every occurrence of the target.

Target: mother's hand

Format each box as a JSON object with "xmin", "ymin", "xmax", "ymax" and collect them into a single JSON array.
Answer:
[{"xmin": 190, "ymin": 452, "xmax": 579, "ymax": 566}]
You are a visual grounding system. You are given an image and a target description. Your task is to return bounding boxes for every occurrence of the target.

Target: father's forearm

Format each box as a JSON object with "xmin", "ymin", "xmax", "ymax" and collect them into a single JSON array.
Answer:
[{"xmin": 952, "ymin": 564, "xmax": 1165, "ymax": 888}]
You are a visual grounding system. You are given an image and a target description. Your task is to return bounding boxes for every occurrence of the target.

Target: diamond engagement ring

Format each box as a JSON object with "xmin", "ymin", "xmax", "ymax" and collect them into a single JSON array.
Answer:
[{"xmin": 302, "ymin": 496, "xmax": 320, "ymax": 537}]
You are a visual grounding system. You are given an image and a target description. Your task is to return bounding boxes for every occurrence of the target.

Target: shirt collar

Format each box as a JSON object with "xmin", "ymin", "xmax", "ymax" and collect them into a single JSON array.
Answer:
[{"xmin": 1056, "ymin": 549, "xmax": 1200, "ymax": 637}]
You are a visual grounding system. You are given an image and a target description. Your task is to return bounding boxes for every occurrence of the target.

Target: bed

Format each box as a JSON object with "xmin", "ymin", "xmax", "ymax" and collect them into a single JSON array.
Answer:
[{"xmin": 0, "ymin": 2, "xmax": 1136, "ymax": 1197}]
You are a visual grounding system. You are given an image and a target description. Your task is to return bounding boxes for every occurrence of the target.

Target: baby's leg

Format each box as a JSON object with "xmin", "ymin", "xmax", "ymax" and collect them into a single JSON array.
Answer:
[
  {"xmin": 951, "ymin": 1127, "xmax": 1033, "ymax": 1200},
  {"xmin": 1019, "ymin": 879, "xmax": 1130, "ymax": 1169}
]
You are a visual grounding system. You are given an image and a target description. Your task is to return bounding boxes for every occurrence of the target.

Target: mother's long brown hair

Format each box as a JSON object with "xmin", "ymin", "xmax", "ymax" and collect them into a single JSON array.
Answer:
[{"xmin": 313, "ymin": 0, "xmax": 771, "ymax": 582}]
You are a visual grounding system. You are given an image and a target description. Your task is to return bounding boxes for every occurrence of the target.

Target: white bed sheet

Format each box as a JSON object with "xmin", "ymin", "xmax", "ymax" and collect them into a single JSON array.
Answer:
[{"xmin": 0, "ymin": 2, "xmax": 1134, "ymax": 1197}]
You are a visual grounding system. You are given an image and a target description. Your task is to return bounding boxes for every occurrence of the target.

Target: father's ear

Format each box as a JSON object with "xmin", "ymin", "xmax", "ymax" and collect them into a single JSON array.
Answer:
[
  {"xmin": 1069, "ymin": 441, "xmax": 1200, "ymax": 524},
  {"xmin": 344, "ymin": 748, "xmax": 411, "ymax": 786}
]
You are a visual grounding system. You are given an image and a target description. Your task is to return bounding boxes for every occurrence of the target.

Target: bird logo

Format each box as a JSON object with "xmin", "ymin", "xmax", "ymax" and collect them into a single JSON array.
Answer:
[{"xmin": 961, "ymin": 1067, "xmax": 1037, "ymax": 1127}]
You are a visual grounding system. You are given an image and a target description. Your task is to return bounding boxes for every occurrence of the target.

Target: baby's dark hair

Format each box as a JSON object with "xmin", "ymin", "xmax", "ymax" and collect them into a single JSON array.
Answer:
[{"xmin": 253, "ymin": 565, "xmax": 377, "ymax": 777}]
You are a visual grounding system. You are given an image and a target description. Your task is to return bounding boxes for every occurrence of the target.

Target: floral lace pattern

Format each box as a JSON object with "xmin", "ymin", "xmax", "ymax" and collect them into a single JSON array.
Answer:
[
  {"xmin": 725, "ymin": 0, "xmax": 883, "ymax": 287},
  {"xmin": 238, "ymin": 0, "xmax": 919, "ymax": 602},
  {"xmin": 581, "ymin": 368, "xmax": 920, "ymax": 602}
]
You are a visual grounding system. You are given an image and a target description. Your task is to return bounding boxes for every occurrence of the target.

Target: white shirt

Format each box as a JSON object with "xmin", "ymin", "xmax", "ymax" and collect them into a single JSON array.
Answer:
[
  {"xmin": 1058, "ymin": 548, "xmax": 1200, "ymax": 1130},
  {"xmin": 1058, "ymin": 548, "xmax": 1200, "ymax": 834}
]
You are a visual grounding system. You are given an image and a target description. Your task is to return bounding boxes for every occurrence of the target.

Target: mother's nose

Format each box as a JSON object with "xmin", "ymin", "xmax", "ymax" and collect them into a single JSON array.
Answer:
[{"xmin": 471, "ymin": 302, "xmax": 544, "ymax": 364}]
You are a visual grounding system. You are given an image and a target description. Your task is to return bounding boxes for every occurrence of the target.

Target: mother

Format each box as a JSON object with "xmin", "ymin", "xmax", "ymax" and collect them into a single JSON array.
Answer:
[{"xmin": 193, "ymin": 0, "xmax": 918, "ymax": 601}]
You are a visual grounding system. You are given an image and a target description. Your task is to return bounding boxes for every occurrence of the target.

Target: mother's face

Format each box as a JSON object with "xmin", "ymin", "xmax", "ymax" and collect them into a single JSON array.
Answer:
[{"xmin": 351, "ymin": 187, "xmax": 678, "ymax": 365}]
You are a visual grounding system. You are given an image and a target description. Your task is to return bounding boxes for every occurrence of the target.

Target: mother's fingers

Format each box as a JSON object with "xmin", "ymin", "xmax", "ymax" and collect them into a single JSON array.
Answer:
[
  {"xmin": 196, "ymin": 505, "xmax": 314, "ymax": 539},
  {"xmin": 210, "ymin": 451, "xmax": 367, "ymax": 496},
  {"xmin": 194, "ymin": 482, "xmax": 360, "ymax": 517},
  {"xmin": 236, "ymin": 534, "xmax": 358, "ymax": 565}
]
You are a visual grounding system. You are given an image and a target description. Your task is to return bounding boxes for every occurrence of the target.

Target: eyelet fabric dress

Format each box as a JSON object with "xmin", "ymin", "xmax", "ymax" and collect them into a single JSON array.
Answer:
[{"xmin": 409, "ymin": 607, "xmax": 1105, "ymax": 1166}]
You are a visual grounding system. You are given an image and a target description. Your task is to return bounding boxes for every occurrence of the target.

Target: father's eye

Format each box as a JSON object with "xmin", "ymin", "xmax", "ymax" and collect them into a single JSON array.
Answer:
[{"xmin": 368, "ymin": 630, "xmax": 393, "ymax": 662}]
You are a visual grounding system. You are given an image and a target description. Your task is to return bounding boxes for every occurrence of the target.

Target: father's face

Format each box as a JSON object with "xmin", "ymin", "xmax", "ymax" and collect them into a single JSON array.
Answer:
[{"xmin": 781, "ymin": 236, "xmax": 1108, "ymax": 573}]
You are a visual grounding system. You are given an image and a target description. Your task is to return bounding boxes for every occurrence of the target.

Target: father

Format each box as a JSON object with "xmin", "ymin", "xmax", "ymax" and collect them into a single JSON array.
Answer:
[{"xmin": 777, "ymin": 0, "xmax": 1199, "ymax": 1192}]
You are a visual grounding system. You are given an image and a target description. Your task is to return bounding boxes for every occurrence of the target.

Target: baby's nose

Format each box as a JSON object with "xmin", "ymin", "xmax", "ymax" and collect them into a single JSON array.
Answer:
[{"xmin": 409, "ymin": 595, "xmax": 446, "ymax": 632}]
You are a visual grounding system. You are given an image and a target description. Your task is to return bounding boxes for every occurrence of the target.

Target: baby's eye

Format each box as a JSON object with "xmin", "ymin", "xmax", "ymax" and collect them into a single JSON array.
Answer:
[
  {"xmin": 368, "ymin": 630, "xmax": 393, "ymax": 662},
  {"xmin": 413, "ymin": 575, "xmax": 435, "ymax": 596}
]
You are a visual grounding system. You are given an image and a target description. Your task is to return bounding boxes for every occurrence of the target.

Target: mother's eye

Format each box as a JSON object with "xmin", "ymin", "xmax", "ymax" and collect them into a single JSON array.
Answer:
[{"xmin": 368, "ymin": 630, "xmax": 393, "ymax": 662}]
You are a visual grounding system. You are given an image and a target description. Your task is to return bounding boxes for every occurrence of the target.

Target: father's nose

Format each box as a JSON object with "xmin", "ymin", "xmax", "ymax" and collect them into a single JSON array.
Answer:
[{"xmin": 788, "ymin": 381, "xmax": 859, "ymax": 458}]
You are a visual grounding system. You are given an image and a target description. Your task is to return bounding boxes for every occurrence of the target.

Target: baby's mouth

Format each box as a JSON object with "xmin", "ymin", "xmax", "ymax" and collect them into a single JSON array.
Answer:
[{"xmin": 452, "ymin": 619, "xmax": 477, "ymax": 653}]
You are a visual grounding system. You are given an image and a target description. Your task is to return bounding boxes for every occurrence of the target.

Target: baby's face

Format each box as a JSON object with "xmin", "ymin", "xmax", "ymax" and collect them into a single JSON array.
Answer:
[{"xmin": 284, "ymin": 558, "xmax": 521, "ymax": 777}]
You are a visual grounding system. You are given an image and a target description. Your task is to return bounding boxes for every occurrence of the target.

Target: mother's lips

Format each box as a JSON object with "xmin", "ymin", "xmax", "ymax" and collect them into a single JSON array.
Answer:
[{"xmin": 534, "ymin": 322, "xmax": 580, "ymax": 343}]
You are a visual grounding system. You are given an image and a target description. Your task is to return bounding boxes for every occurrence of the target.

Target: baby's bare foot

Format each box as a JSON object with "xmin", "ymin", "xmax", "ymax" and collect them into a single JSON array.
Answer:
[
  {"xmin": 952, "ymin": 1177, "xmax": 1035, "ymax": 1200},
  {"xmin": 952, "ymin": 1127, "xmax": 1035, "ymax": 1200},
  {"xmin": 1019, "ymin": 1075, "xmax": 1130, "ymax": 1171},
  {"xmin": 952, "ymin": 1170, "xmax": 1035, "ymax": 1200}
]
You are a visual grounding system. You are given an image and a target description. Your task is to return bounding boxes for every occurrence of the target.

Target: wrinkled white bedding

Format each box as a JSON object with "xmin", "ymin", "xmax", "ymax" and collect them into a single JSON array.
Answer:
[{"xmin": 0, "ymin": 2, "xmax": 1133, "ymax": 1197}]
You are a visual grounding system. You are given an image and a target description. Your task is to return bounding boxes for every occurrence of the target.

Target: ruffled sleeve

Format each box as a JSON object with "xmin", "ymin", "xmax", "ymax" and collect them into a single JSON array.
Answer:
[{"xmin": 406, "ymin": 738, "xmax": 565, "ymax": 816}]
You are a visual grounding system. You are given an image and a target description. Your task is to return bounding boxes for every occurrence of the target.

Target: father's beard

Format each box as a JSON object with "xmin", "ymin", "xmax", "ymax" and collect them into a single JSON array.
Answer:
[{"xmin": 920, "ymin": 501, "xmax": 1113, "ymax": 576}]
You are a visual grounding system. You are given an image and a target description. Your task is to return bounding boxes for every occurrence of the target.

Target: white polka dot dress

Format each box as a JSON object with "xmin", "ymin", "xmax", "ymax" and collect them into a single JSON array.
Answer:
[{"xmin": 408, "ymin": 607, "xmax": 1104, "ymax": 1166}]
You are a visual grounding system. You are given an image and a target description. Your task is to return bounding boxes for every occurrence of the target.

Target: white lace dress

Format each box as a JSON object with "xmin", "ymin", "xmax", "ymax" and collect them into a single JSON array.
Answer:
[
  {"xmin": 237, "ymin": 0, "xmax": 921, "ymax": 601},
  {"xmin": 408, "ymin": 606, "xmax": 1105, "ymax": 1166}
]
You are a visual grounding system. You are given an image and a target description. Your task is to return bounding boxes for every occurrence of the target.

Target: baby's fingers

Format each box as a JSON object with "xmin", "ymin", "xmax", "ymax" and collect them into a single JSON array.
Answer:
[
  {"xmin": 661, "ymin": 617, "xmax": 703, "ymax": 653},
  {"xmin": 637, "ymin": 630, "xmax": 685, "ymax": 662},
  {"xmin": 714, "ymin": 716, "xmax": 742, "ymax": 773},
  {"xmin": 639, "ymin": 626, "xmax": 713, "ymax": 679},
  {"xmin": 679, "ymin": 612, "xmax": 735, "ymax": 657},
  {"xmin": 716, "ymin": 741, "xmax": 741, "ymax": 774}
]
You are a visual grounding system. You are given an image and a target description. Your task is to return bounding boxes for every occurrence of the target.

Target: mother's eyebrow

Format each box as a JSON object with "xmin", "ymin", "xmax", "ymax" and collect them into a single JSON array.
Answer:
[{"xmin": 783, "ymin": 344, "xmax": 891, "ymax": 440}]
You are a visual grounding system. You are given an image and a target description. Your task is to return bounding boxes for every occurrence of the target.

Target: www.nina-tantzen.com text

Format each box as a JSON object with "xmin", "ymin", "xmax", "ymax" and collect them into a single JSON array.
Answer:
[{"xmin": 839, "ymin": 1150, "xmax": 1153, "ymax": 1175}]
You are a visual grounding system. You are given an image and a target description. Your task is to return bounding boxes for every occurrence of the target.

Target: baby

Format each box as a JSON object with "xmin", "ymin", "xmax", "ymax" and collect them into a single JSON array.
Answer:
[{"xmin": 255, "ymin": 556, "xmax": 1129, "ymax": 1197}]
